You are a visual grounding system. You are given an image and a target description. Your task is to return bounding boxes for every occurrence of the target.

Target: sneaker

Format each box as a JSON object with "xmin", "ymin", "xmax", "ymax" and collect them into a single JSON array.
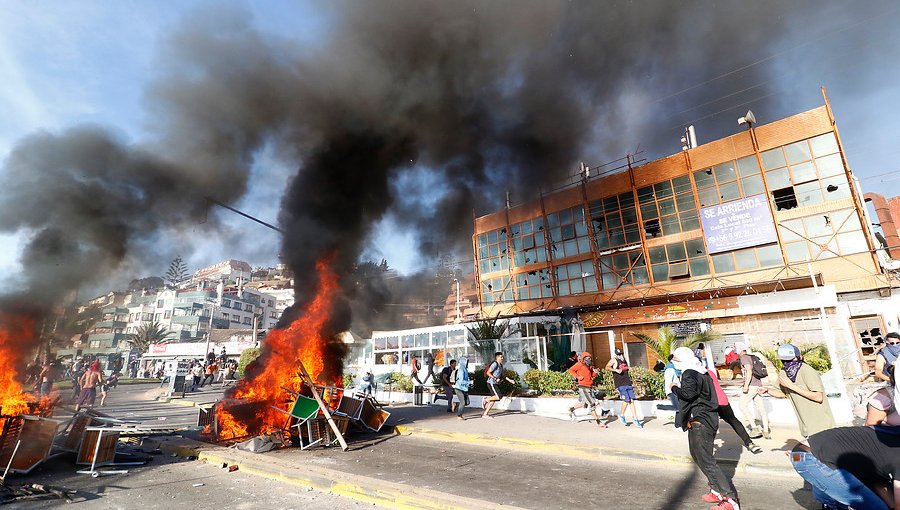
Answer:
[
  {"xmin": 747, "ymin": 442, "xmax": 762, "ymax": 454},
  {"xmin": 457, "ymin": 416, "xmax": 465, "ymax": 421},
  {"xmin": 568, "ymin": 408, "xmax": 575, "ymax": 421},
  {"xmin": 748, "ymin": 428, "xmax": 763, "ymax": 439},
  {"xmin": 702, "ymin": 492, "xmax": 722, "ymax": 503},
  {"xmin": 762, "ymin": 429, "xmax": 772, "ymax": 440},
  {"xmin": 619, "ymin": 415, "xmax": 628, "ymax": 425},
  {"xmin": 632, "ymin": 420, "xmax": 643, "ymax": 429},
  {"xmin": 710, "ymin": 498, "xmax": 739, "ymax": 510},
  {"xmin": 482, "ymin": 413, "xmax": 493, "ymax": 419}
]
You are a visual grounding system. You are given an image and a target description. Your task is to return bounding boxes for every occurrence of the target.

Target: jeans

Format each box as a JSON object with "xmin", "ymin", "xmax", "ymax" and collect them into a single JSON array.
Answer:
[
  {"xmin": 687, "ymin": 420, "xmax": 737, "ymax": 500},
  {"xmin": 718, "ymin": 404, "xmax": 752, "ymax": 446},
  {"xmin": 444, "ymin": 385, "xmax": 454, "ymax": 410},
  {"xmin": 667, "ymin": 392, "xmax": 681, "ymax": 426},
  {"xmin": 739, "ymin": 386, "xmax": 769, "ymax": 432},
  {"xmin": 791, "ymin": 449, "xmax": 887, "ymax": 510},
  {"xmin": 454, "ymin": 389, "xmax": 469, "ymax": 417}
]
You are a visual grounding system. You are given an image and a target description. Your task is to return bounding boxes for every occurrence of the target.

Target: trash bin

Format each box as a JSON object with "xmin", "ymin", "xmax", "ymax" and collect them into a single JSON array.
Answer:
[{"xmin": 413, "ymin": 385, "xmax": 423, "ymax": 406}]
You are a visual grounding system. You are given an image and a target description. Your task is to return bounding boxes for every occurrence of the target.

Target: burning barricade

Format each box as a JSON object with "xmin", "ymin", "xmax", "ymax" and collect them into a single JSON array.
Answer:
[{"xmin": 200, "ymin": 260, "xmax": 389, "ymax": 451}]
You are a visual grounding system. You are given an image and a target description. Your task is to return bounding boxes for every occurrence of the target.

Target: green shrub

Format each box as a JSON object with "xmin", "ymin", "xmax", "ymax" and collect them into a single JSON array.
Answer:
[
  {"xmin": 801, "ymin": 345, "xmax": 832, "ymax": 373},
  {"xmin": 595, "ymin": 367, "xmax": 666, "ymax": 400},
  {"xmin": 385, "ymin": 372, "xmax": 413, "ymax": 392},
  {"xmin": 342, "ymin": 372, "xmax": 355, "ymax": 388},
  {"xmin": 523, "ymin": 369, "xmax": 542, "ymax": 391},
  {"xmin": 523, "ymin": 369, "xmax": 576, "ymax": 395},
  {"xmin": 237, "ymin": 348, "xmax": 261, "ymax": 377}
]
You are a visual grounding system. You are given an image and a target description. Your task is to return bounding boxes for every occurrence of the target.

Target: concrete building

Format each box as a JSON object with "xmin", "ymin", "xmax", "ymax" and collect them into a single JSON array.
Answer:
[{"xmin": 472, "ymin": 97, "xmax": 895, "ymax": 390}]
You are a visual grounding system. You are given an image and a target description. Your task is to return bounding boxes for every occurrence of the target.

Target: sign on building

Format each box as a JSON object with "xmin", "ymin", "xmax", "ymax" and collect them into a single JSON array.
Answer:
[{"xmin": 700, "ymin": 194, "xmax": 777, "ymax": 254}]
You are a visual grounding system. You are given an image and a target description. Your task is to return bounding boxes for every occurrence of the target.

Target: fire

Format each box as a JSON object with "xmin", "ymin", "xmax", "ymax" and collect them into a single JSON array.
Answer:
[
  {"xmin": 214, "ymin": 258, "xmax": 341, "ymax": 440},
  {"xmin": 0, "ymin": 312, "xmax": 45, "ymax": 417}
]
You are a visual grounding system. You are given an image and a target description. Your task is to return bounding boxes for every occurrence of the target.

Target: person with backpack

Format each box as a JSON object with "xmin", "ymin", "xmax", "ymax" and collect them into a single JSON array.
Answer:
[
  {"xmin": 671, "ymin": 347, "xmax": 741, "ymax": 510},
  {"xmin": 451, "ymin": 358, "xmax": 471, "ymax": 420},
  {"xmin": 605, "ymin": 348, "xmax": 642, "ymax": 428},
  {"xmin": 567, "ymin": 352, "xmax": 610, "ymax": 428},
  {"xmin": 738, "ymin": 343, "xmax": 771, "ymax": 440},
  {"xmin": 482, "ymin": 352, "xmax": 515, "ymax": 419},
  {"xmin": 440, "ymin": 360, "xmax": 456, "ymax": 413}
]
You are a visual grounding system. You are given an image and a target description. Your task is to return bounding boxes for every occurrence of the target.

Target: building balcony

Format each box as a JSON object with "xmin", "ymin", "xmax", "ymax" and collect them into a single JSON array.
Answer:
[
  {"xmin": 172, "ymin": 315, "xmax": 201, "ymax": 325},
  {"xmin": 101, "ymin": 306, "xmax": 128, "ymax": 315},
  {"xmin": 95, "ymin": 320, "xmax": 127, "ymax": 329},
  {"xmin": 86, "ymin": 332, "xmax": 127, "ymax": 344}
]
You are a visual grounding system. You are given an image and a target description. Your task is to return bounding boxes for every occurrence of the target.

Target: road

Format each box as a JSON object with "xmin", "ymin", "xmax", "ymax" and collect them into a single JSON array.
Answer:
[{"xmin": 5, "ymin": 383, "xmax": 819, "ymax": 509}]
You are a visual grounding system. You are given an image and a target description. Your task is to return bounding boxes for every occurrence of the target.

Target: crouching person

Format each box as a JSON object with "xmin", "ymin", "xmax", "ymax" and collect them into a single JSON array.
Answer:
[
  {"xmin": 671, "ymin": 347, "xmax": 740, "ymax": 510},
  {"xmin": 567, "ymin": 352, "xmax": 610, "ymax": 429}
]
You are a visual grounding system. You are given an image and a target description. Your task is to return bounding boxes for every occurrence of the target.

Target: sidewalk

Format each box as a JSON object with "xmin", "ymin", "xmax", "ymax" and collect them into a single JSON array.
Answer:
[{"xmin": 160, "ymin": 387, "xmax": 802, "ymax": 476}]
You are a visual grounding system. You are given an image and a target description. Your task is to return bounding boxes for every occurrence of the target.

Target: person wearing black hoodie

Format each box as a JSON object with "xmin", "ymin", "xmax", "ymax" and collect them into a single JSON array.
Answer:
[{"xmin": 671, "ymin": 347, "xmax": 740, "ymax": 510}]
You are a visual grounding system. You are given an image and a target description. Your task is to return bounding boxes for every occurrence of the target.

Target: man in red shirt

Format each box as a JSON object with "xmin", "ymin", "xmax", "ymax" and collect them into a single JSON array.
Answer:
[{"xmin": 567, "ymin": 352, "xmax": 610, "ymax": 429}]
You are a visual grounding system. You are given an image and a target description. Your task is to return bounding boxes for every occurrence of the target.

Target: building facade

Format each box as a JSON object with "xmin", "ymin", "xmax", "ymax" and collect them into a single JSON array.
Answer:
[{"xmin": 473, "ymin": 100, "xmax": 894, "ymax": 381}]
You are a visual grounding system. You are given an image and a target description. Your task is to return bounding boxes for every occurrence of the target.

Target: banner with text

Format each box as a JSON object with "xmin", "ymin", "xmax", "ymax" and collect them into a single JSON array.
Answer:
[{"xmin": 700, "ymin": 194, "xmax": 777, "ymax": 254}]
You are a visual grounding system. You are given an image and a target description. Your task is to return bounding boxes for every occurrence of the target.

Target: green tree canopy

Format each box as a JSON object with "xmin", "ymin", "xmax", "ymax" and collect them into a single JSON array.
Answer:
[{"xmin": 124, "ymin": 321, "xmax": 173, "ymax": 353}]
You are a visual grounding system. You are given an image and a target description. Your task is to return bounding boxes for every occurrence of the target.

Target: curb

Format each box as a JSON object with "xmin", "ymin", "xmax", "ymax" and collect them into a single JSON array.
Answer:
[
  {"xmin": 159, "ymin": 439, "xmax": 523, "ymax": 510},
  {"xmin": 390, "ymin": 424, "xmax": 797, "ymax": 477}
]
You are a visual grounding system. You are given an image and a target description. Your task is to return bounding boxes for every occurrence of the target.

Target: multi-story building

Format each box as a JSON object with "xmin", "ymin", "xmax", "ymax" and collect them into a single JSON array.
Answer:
[{"xmin": 473, "ymin": 97, "xmax": 896, "ymax": 383}]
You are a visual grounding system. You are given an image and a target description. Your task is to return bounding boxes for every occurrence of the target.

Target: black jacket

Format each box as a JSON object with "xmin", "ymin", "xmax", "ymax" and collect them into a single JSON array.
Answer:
[{"xmin": 673, "ymin": 368, "xmax": 719, "ymax": 431}]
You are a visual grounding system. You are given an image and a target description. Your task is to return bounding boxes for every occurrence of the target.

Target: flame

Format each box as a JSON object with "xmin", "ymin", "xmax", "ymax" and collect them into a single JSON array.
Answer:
[
  {"xmin": 0, "ymin": 312, "xmax": 48, "ymax": 417},
  {"xmin": 214, "ymin": 257, "xmax": 341, "ymax": 440}
]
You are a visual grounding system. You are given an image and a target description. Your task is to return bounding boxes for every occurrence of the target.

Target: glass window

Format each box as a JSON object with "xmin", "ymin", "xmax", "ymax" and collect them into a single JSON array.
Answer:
[
  {"xmin": 791, "ymin": 161, "xmax": 817, "ymax": 183},
  {"xmin": 795, "ymin": 181, "xmax": 823, "ymax": 207},
  {"xmin": 719, "ymin": 181, "xmax": 741, "ymax": 202},
  {"xmin": 784, "ymin": 140, "xmax": 812, "ymax": 165},
  {"xmin": 822, "ymin": 175, "xmax": 851, "ymax": 201},
  {"xmin": 736, "ymin": 155, "xmax": 761, "ymax": 177},
  {"xmin": 836, "ymin": 231, "xmax": 868, "ymax": 255},
  {"xmin": 734, "ymin": 249, "xmax": 758, "ymax": 270},
  {"xmin": 697, "ymin": 188, "xmax": 719, "ymax": 208},
  {"xmin": 757, "ymin": 245, "xmax": 783, "ymax": 267},
  {"xmin": 765, "ymin": 168, "xmax": 791, "ymax": 189},
  {"xmin": 809, "ymin": 133, "xmax": 839, "ymax": 157},
  {"xmin": 713, "ymin": 162, "xmax": 737, "ymax": 182},
  {"xmin": 760, "ymin": 148, "xmax": 787, "ymax": 170},
  {"xmin": 712, "ymin": 253, "xmax": 735, "ymax": 273},
  {"xmin": 693, "ymin": 168, "xmax": 715, "ymax": 188},
  {"xmin": 741, "ymin": 175, "xmax": 765, "ymax": 196},
  {"xmin": 815, "ymin": 154, "xmax": 844, "ymax": 177},
  {"xmin": 785, "ymin": 242, "xmax": 810, "ymax": 263}
]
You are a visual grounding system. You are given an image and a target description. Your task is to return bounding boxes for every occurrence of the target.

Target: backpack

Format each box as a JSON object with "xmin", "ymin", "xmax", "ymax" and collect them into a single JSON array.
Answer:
[
  {"xmin": 484, "ymin": 361, "xmax": 496, "ymax": 379},
  {"xmin": 750, "ymin": 355, "xmax": 768, "ymax": 379}
]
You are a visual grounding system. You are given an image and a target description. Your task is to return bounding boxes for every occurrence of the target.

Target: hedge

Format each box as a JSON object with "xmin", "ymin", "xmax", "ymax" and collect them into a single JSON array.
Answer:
[
  {"xmin": 470, "ymin": 368, "xmax": 521, "ymax": 395},
  {"xmin": 596, "ymin": 366, "xmax": 666, "ymax": 400},
  {"xmin": 523, "ymin": 368, "xmax": 576, "ymax": 395}
]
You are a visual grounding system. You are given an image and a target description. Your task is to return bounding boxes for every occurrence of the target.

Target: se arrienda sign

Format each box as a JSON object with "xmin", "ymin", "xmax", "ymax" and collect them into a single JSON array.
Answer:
[{"xmin": 700, "ymin": 194, "xmax": 777, "ymax": 254}]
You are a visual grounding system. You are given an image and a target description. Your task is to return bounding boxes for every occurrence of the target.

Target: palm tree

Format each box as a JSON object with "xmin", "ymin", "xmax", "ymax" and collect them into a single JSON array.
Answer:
[
  {"xmin": 632, "ymin": 326, "xmax": 679, "ymax": 361},
  {"xmin": 124, "ymin": 321, "xmax": 174, "ymax": 354},
  {"xmin": 683, "ymin": 329, "xmax": 722, "ymax": 349},
  {"xmin": 466, "ymin": 317, "xmax": 516, "ymax": 365}
]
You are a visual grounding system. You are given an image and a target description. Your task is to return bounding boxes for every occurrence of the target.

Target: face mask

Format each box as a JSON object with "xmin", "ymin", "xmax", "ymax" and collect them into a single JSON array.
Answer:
[
  {"xmin": 584, "ymin": 357, "xmax": 593, "ymax": 367},
  {"xmin": 885, "ymin": 343, "xmax": 900, "ymax": 357}
]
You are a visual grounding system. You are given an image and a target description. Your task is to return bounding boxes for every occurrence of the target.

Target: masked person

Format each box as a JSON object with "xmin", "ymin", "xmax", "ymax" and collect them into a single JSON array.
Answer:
[
  {"xmin": 452, "ymin": 358, "xmax": 471, "ymax": 420},
  {"xmin": 567, "ymin": 352, "xmax": 610, "ymax": 429},
  {"xmin": 671, "ymin": 347, "xmax": 740, "ymax": 510},
  {"xmin": 606, "ymin": 348, "xmax": 642, "ymax": 428},
  {"xmin": 875, "ymin": 332, "xmax": 900, "ymax": 383},
  {"xmin": 776, "ymin": 344, "xmax": 835, "ymax": 438}
]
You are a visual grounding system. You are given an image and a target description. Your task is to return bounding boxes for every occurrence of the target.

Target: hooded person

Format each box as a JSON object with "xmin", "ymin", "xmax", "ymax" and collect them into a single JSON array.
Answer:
[
  {"xmin": 567, "ymin": 352, "xmax": 610, "ymax": 428},
  {"xmin": 671, "ymin": 347, "xmax": 740, "ymax": 510},
  {"xmin": 776, "ymin": 344, "xmax": 835, "ymax": 437},
  {"xmin": 452, "ymin": 357, "xmax": 471, "ymax": 420}
]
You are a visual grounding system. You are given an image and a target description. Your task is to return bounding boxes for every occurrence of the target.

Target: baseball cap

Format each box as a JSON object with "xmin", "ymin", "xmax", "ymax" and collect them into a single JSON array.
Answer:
[{"xmin": 776, "ymin": 344, "xmax": 801, "ymax": 361}]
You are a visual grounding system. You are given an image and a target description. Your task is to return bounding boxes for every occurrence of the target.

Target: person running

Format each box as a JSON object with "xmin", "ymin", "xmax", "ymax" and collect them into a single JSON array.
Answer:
[
  {"xmin": 38, "ymin": 358, "xmax": 60, "ymax": 396},
  {"xmin": 724, "ymin": 347, "xmax": 741, "ymax": 379},
  {"xmin": 190, "ymin": 361, "xmax": 204, "ymax": 392},
  {"xmin": 359, "ymin": 370, "xmax": 375, "ymax": 395},
  {"xmin": 775, "ymin": 344, "xmax": 835, "ymax": 438},
  {"xmin": 441, "ymin": 360, "xmax": 456, "ymax": 412},
  {"xmin": 665, "ymin": 354, "xmax": 682, "ymax": 429},
  {"xmin": 482, "ymin": 352, "xmax": 515, "ymax": 419},
  {"xmin": 875, "ymin": 331, "xmax": 900, "ymax": 383},
  {"xmin": 201, "ymin": 361, "xmax": 218, "ymax": 387},
  {"xmin": 708, "ymin": 364, "xmax": 762, "ymax": 454},
  {"xmin": 452, "ymin": 358, "xmax": 471, "ymax": 420},
  {"xmin": 75, "ymin": 361, "xmax": 103, "ymax": 411},
  {"xmin": 606, "ymin": 348, "xmax": 642, "ymax": 428},
  {"xmin": 671, "ymin": 347, "xmax": 740, "ymax": 510},
  {"xmin": 567, "ymin": 352, "xmax": 610, "ymax": 428},
  {"xmin": 738, "ymin": 344, "xmax": 771, "ymax": 440}
]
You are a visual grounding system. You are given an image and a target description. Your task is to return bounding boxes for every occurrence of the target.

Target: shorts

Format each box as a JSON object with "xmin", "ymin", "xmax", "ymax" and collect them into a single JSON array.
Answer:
[
  {"xmin": 617, "ymin": 385, "xmax": 636, "ymax": 403},
  {"xmin": 576, "ymin": 386, "xmax": 596, "ymax": 407},
  {"xmin": 488, "ymin": 382, "xmax": 504, "ymax": 399},
  {"xmin": 77, "ymin": 387, "xmax": 97, "ymax": 407}
]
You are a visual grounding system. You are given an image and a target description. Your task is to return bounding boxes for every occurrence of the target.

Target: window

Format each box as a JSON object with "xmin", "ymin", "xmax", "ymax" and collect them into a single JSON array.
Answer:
[
  {"xmin": 851, "ymin": 316, "xmax": 885, "ymax": 371},
  {"xmin": 547, "ymin": 206, "xmax": 592, "ymax": 259},
  {"xmin": 89, "ymin": 340, "xmax": 100, "ymax": 348},
  {"xmin": 233, "ymin": 302, "xmax": 242, "ymax": 309},
  {"xmin": 555, "ymin": 259, "xmax": 599, "ymax": 296},
  {"xmin": 509, "ymin": 218, "xmax": 549, "ymax": 266},
  {"xmin": 477, "ymin": 227, "xmax": 510, "ymax": 275},
  {"xmin": 778, "ymin": 208, "xmax": 868, "ymax": 262},
  {"xmin": 154, "ymin": 313, "xmax": 161, "ymax": 321},
  {"xmin": 164, "ymin": 310, "xmax": 171, "ymax": 319},
  {"xmin": 243, "ymin": 317, "xmax": 251, "ymax": 325},
  {"xmin": 268, "ymin": 299, "xmax": 274, "ymax": 307},
  {"xmin": 481, "ymin": 276, "xmax": 513, "ymax": 305},
  {"xmin": 647, "ymin": 238, "xmax": 710, "ymax": 282},
  {"xmin": 589, "ymin": 191, "xmax": 641, "ymax": 250},
  {"xmin": 157, "ymin": 299, "xmax": 164, "ymax": 308},
  {"xmin": 694, "ymin": 156, "xmax": 763, "ymax": 207},
  {"xmin": 762, "ymin": 133, "xmax": 848, "ymax": 211},
  {"xmin": 637, "ymin": 176, "xmax": 699, "ymax": 239},
  {"xmin": 711, "ymin": 244, "xmax": 783, "ymax": 273},
  {"xmin": 598, "ymin": 249, "xmax": 648, "ymax": 289},
  {"xmin": 222, "ymin": 299, "xmax": 231, "ymax": 307},
  {"xmin": 231, "ymin": 315, "xmax": 241, "ymax": 323},
  {"xmin": 515, "ymin": 269, "xmax": 554, "ymax": 300}
]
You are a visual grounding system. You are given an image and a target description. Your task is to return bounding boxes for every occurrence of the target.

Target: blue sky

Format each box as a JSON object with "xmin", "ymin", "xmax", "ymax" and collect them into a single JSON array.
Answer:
[{"xmin": 3, "ymin": 1, "xmax": 900, "ymax": 294}]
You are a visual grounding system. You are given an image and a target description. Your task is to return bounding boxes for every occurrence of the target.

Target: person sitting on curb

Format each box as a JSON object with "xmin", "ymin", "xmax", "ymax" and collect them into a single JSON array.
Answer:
[
  {"xmin": 567, "ymin": 352, "xmax": 610, "ymax": 429},
  {"xmin": 482, "ymin": 352, "xmax": 515, "ymax": 419},
  {"xmin": 671, "ymin": 347, "xmax": 741, "ymax": 510},
  {"xmin": 605, "ymin": 348, "xmax": 642, "ymax": 428},
  {"xmin": 775, "ymin": 344, "xmax": 835, "ymax": 438}
]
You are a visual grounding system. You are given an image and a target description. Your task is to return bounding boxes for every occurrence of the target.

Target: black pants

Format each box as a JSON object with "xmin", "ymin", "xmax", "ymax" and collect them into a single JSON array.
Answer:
[
  {"xmin": 687, "ymin": 420, "xmax": 737, "ymax": 501},
  {"xmin": 718, "ymin": 404, "xmax": 752, "ymax": 447}
]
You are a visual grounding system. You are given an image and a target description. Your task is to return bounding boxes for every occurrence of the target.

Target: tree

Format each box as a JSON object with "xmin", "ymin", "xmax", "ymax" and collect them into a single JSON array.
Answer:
[
  {"xmin": 632, "ymin": 326, "xmax": 679, "ymax": 362},
  {"xmin": 466, "ymin": 317, "xmax": 516, "ymax": 365},
  {"xmin": 165, "ymin": 256, "xmax": 188, "ymax": 287},
  {"xmin": 124, "ymin": 321, "xmax": 174, "ymax": 354}
]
